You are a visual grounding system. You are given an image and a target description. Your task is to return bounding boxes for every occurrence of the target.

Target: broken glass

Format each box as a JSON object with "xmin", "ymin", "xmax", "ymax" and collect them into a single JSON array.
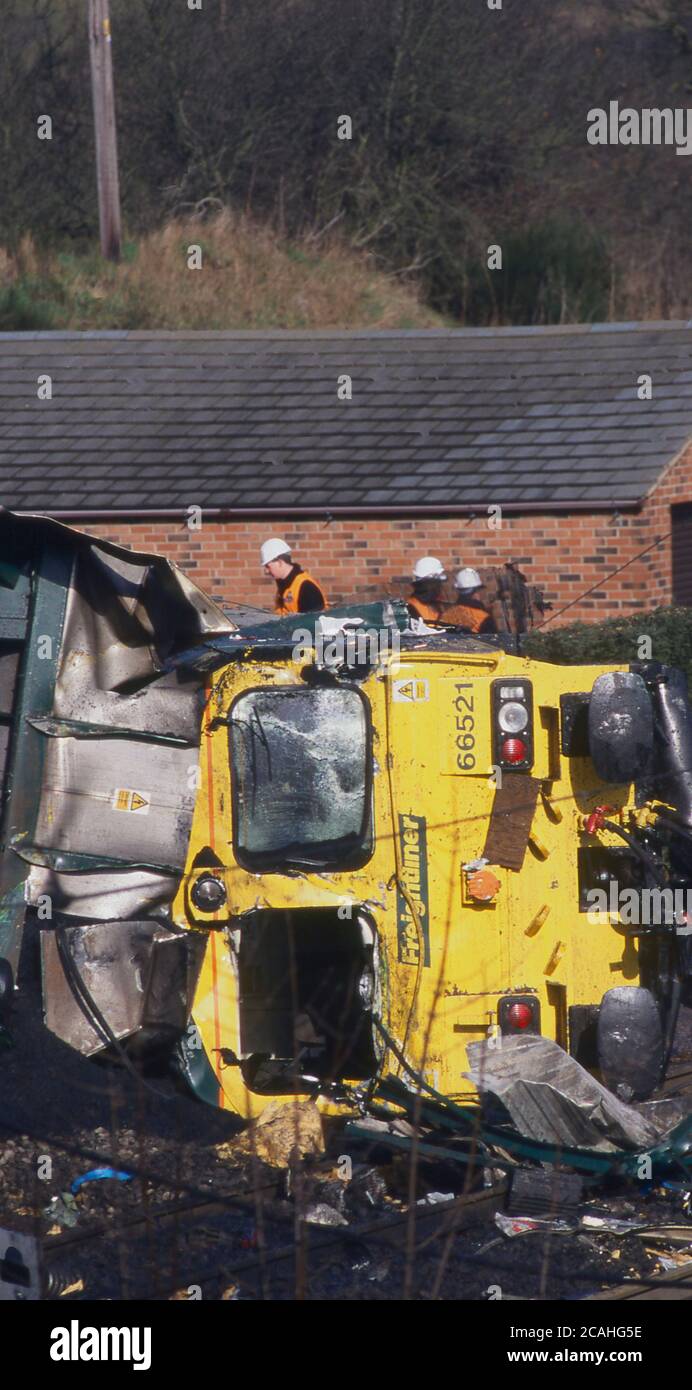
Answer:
[{"xmin": 229, "ymin": 687, "xmax": 372, "ymax": 869}]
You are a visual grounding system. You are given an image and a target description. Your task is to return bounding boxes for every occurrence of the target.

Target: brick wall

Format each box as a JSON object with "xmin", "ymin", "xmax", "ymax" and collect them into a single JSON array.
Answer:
[{"xmin": 79, "ymin": 443, "xmax": 692, "ymax": 625}]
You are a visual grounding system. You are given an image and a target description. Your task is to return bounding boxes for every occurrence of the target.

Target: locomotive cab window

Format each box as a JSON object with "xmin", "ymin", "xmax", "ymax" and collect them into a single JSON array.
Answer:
[{"xmin": 229, "ymin": 686, "xmax": 373, "ymax": 871}]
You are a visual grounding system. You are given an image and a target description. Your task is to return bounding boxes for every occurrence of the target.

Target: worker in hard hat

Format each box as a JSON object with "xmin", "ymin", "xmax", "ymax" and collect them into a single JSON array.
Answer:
[
  {"xmin": 407, "ymin": 556, "xmax": 447, "ymax": 623},
  {"xmin": 260, "ymin": 538, "xmax": 327, "ymax": 615},
  {"xmin": 442, "ymin": 568, "xmax": 496, "ymax": 635}
]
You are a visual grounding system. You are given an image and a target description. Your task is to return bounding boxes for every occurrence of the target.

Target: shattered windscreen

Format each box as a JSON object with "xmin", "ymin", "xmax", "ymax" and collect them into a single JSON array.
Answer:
[{"xmin": 229, "ymin": 686, "xmax": 372, "ymax": 870}]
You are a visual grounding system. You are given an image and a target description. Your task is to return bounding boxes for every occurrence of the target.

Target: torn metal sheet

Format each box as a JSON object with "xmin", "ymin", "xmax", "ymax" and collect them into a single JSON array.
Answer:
[
  {"xmin": 0, "ymin": 509, "xmax": 234, "ymax": 1041},
  {"xmin": 465, "ymin": 1036, "xmax": 668, "ymax": 1152},
  {"xmin": 41, "ymin": 920, "xmax": 200, "ymax": 1056},
  {"xmin": 371, "ymin": 1074, "xmax": 692, "ymax": 1178}
]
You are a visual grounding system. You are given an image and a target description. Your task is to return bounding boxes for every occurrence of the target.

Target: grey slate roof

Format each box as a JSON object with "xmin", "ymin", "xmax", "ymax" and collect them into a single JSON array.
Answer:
[{"xmin": 1, "ymin": 324, "xmax": 692, "ymax": 512}]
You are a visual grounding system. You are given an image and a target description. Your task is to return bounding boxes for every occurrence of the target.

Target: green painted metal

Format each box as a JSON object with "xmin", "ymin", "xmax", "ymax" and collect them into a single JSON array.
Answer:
[
  {"xmin": 175, "ymin": 1030, "xmax": 221, "ymax": 1108},
  {"xmin": 0, "ymin": 545, "xmax": 73, "ymax": 973},
  {"xmin": 166, "ymin": 599, "xmax": 413, "ymax": 673},
  {"xmin": 344, "ymin": 1123, "xmax": 516, "ymax": 1172}
]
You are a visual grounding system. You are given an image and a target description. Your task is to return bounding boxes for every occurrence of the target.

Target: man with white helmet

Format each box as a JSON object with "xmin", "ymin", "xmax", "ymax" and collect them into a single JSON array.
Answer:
[
  {"xmin": 442, "ymin": 567, "xmax": 496, "ymax": 635},
  {"xmin": 260, "ymin": 538, "xmax": 327, "ymax": 615},
  {"xmin": 407, "ymin": 556, "xmax": 447, "ymax": 623}
]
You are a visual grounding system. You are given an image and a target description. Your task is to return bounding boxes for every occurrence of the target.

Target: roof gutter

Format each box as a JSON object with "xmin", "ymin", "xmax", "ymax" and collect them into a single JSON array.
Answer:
[{"xmin": 23, "ymin": 501, "xmax": 642, "ymax": 523}]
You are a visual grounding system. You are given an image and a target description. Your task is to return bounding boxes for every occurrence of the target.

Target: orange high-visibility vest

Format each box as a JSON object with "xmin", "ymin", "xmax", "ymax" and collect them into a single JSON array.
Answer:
[
  {"xmin": 441, "ymin": 602, "xmax": 488, "ymax": 633},
  {"xmin": 275, "ymin": 570, "xmax": 327, "ymax": 615},
  {"xmin": 408, "ymin": 595, "xmax": 444, "ymax": 623}
]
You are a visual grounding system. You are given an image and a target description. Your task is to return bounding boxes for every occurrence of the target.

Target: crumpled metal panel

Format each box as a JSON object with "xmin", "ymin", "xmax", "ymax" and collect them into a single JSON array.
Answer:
[
  {"xmin": 465, "ymin": 1035, "xmax": 666, "ymax": 1152},
  {"xmin": 27, "ymin": 864, "xmax": 176, "ymax": 923},
  {"xmin": 0, "ymin": 511, "xmax": 236, "ymax": 1046},
  {"xmin": 4, "ymin": 515, "xmax": 235, "ymax": 925},
  {"xmin": 53, "ymin": 558, "xmax": 206, "ymax": 739},
  {"xmin": 41, "ymin": 920, "xmax": 194, "ymax": 1056}
]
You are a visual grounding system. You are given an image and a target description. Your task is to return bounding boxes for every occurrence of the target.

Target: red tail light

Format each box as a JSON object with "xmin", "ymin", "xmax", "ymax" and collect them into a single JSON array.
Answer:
[
  {"xmin": 499, "ymin": 995, "xmax": 541, "ymax": 1035},
  {"xmin": 507, "ymin": 1002, "xmax": 533, "ymax": 1030},
  {"xmin": 500, "ymin": 736, "xmax": 527, "ymax": 764}
]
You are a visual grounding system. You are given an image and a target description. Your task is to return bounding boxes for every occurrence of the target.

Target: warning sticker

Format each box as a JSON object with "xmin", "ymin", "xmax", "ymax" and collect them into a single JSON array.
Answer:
[
  {"xmin": 112, "ymin": 788, "xmax": 150, "ymax": 815},
  {"xmin": 393, "ymin": 678, "xmax": 430, "ymax": 704}
]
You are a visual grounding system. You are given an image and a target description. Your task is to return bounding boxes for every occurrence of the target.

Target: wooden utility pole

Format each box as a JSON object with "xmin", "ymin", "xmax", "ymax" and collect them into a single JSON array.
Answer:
[{"xmin": 88, "ymin": 0, "xmax": 122, "ymax": 261}]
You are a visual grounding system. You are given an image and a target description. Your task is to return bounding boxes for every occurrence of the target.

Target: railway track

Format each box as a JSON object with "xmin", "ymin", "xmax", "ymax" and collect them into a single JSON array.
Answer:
[
  {"xmin": 586, "ymin": 1262, "xmax": 692, "ymax": 1301},
  {"xmin": 39, "ymin": 1182, "xmax": 509, "ymax": 1300}
]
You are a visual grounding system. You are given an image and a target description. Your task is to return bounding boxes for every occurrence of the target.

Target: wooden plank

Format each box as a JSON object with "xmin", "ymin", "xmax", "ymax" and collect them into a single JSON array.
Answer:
[{"xmin": 483, "ymin": 775, "xmax": 542, "ymax": 872}]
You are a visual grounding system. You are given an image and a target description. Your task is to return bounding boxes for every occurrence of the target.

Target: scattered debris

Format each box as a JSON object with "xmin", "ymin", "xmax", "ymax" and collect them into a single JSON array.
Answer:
[
  {"xmin": 653, "ymin": 1250, "xmax": 692, "ymax": 1272},
  {"xmin": 305, "ymin": 1203, "xmax": 349, "ymax": 1227},
  {"xmin": 507, "ymin": 1167, "xmax": 583, "ymax": 1219},
  {"xmin": 70, "ymin": 1166, "xmax": 133, "ymax": 1195},
  {"xmin": 581, "ymin": 1214, "xmax": 644, "ymax": 1235},
  {"xmin": 216, "ymin": 1099, "xmax": 324, "ymax": 1169},
  {"xmin": 43, "ymin": 1192, "xmax": 79, "ymax": 1230},
  {"xmin": 495, "ymin": 1212, "xmax": 575, "ymax": 1238}
]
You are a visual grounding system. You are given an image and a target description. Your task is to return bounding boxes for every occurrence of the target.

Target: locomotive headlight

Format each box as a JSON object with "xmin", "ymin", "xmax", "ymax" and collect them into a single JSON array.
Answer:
[
  {"xmin": 491, "ymin": 678, "xmax": 533, "ymax": 770},
  {"xmin": 498, "ymin": 700, "xmax": 529, "ymax": 734},
  {"xmin": 191, "ymin": 874, "xmax": 227, "ymax": 912}
]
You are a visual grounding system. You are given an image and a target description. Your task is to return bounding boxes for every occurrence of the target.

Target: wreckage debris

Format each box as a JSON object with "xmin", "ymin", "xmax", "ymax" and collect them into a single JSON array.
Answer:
[
  {"xmin": 506, "ymin": 1167, "xmax": 583, "ymax": 1219},
  {"xmin": 70, "ymin": 1167, "xmax": 133, "ymax": 1196},
  {"xmin": 465, "ymin": 1035, "xmax": 680, "ymax": 1152},
  {"xmin": 215, "ymin": 1099, "xmax": 324, "ymax": 1168}
]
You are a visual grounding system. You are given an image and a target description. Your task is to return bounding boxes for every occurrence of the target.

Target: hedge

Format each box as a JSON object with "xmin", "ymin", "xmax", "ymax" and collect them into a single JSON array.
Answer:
[{"xmin": 522, "ymin": 607, "xmax": 692, "ymax": 692}]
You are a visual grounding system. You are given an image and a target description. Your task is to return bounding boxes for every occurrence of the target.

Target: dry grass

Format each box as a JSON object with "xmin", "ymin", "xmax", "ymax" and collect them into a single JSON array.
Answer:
[
  {"xmin": 0, "ymin": 210, "xmax": 447, "ymax": 331},
  {"xmin": 4, "ymin": 210, "xmax": 690, "ymax": 332}
]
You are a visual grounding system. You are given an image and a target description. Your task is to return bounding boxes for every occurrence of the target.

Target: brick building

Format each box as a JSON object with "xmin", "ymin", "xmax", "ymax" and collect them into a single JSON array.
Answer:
[{"xmin": 2, "ymin": 324, "xmax": 692, "ymax": 623}]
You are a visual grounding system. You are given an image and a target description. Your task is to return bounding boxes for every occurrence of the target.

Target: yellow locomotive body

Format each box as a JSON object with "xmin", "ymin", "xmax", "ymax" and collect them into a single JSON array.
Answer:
[{"xmin": 173, "ymin": 640, "xmax": 656, "ymax": 1118}]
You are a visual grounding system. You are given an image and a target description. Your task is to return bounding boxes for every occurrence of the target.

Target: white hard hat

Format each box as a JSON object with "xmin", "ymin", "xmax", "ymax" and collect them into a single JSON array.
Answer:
[
  {"xmin": 455, "ymin": 567, "xmax": 482, "ymax": 591},
  {"xmin": 260, "ymin": 537, "xmax": 291, "ymax": 567},
  {"xmin": 412, "ymin": 556, "xmax": 446, "ymax": 581}
]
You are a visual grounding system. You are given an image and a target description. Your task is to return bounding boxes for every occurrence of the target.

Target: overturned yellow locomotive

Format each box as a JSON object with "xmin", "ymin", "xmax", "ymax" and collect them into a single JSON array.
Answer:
[
  {"xmin": 2, "ymin": 515, "xmax": 689, "ymax": 1120},
  {"xmin": 173, "ymin": 620, "xmax": 690, "ymax": 1117}
]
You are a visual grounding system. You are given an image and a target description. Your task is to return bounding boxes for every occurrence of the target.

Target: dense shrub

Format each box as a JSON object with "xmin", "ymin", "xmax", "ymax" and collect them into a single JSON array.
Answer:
[
  {"xmin": 457, "ymin": 220, "xmax": 613, "ymax": 326},
  {"xmin": 523, "ymin": 608, "xmax": 692, "ymax": 691}
]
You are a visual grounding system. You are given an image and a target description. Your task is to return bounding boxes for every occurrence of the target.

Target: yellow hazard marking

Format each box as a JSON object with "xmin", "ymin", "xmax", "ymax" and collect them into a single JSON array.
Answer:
[
  {"xmin": 393, "ymin": 678, "xmax": 429, "ymax": 703},
  {"xmin": 112, "ymin": 788, "xmax": 150, "ymax": 815}
]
